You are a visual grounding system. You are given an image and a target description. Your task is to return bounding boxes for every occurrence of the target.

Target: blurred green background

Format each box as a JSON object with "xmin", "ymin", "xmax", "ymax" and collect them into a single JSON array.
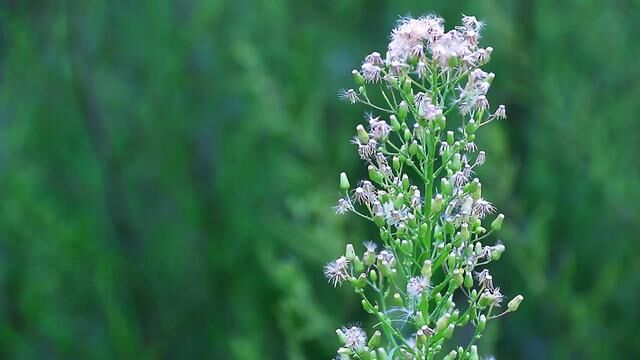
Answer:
[{"xmin": 1, "ymin": 0, "xmax": 639, "ymax": 359}]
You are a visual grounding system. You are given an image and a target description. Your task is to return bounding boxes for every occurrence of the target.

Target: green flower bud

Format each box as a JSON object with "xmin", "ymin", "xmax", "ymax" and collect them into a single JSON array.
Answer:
[
  {"xmin": 478, "ymin": 292, "xmax": 493, "ymax": 308},
  {"xmin": 465, "ymin": 119, "xmax": 478, "ymax": 135},
  {"xmin": 459, "ymin": 313, "xmax": 470, "ymax": 326},
  {"xmin": 447, "ymin": 131, "xmax": 455, "ymax": 145},
  {"xmin": 441, "ymin": 178, "xmax": 452, "ymax": 196},
  {"xmin": 354, "ymin": 257, "xmax": 365, "ymax": 273},
  {"xmin": 374, "ymin": 215, "xmax": 385, "ymax": 227},
  {"xmin": 443, "ymin": 350, "xmax": 457, "ymax": 360},
  {"xmin": 464, "ymin": 178, "xmax": 479, "ymax": 193},
  {"xmin": 443, "ymin": 324, "xmax": 455, "ymax": 339},
  {"xmin": 434, "ymin": 224, "xmax": 444, "ymax": 241},
  {"xmin": 352, "ymin": 69, "xmax": 365, "ymax": 85},
  {"xmin": 474, "ymin": 226, "xmax": 487, "ymax": 235},
  {"xmin": 491, "ymin": 213, "xmax": 505, "ymax": 231},
  {"xmin": 401, "ymin": 239, "xmax": 412, "ymax": 254},
  {"xmin": 369, "ymin": 350, "xmax": 377, "ymax": 360},
  {"xmin": 452, "ymin": 269, "xmax": 464, "ymax": 288},
  {"xmin": 377, "ymin": 348, "xmax": 388, "ymax": 360},
  {"xmin": 435, "ymin": 114, "xmax": 446, "ymax": 129},
  {"xmin": 369, "ymin": 269, "xmax": 378, "ymax": 282},
  {"xmin": 389, "ymin": 114, "xmax": 401, "ymax": 132},
  {"xmin": 473, "ymin": 183, "xmax": 482, "ymax": 201},
  {"xmin": 403, "ymin": 128, "xmax": 412, "ymax": 142},
  {"xmin": 422, "ymin": 260, "xmax": 432, "ymax": 278},
  {"xmin": 491, "ymin": 244, "xmax": 505, "ymax": 260},
  {"xmin": 460, "ymin": 223, "xmax": 470, "ymax": 241},
  {"xmin": 431, "ymin": 194, "xmax": 444, "ymax": 213},
  {"xmin": 368, "ymin": 330, "xmax": 381, "ymax": 348},
  {"xmin": 508, "ymin": 295, "xmax": 524, "ymax": 312},
  {"xmin": 368, "ymin": 165, "xmax": 383, "ymax": 185},
  {"xmin": 469, "ymin": 345, "xmax": 479, "ymax": 360},
  {"xmin": 393, "ymin": 293, "xmax": 403, "ymax": 306},
  {"xmin": 345, "ymin": 243, "xmax": 355, "ymax": 260},
  {"xmin": 392, "ymin": 156, "xmax": 400, "ymax": 171},
  {"xmin": 402, "ymin": 78, "xmax": 412, "ymax": 94},
  {"xmin": 402, "ymin": 174, "xmax": 410, "ymax": 190},
  {"xmin": 478, "ymin": 314, "xmax": 486, "ymax": 331},
  {"xmin": 451, "ymin": 153, "xmax": 462, "ymax": 171},
  {"xmin": 436, "ymin": 313, "xmax": 450, "ymax": 331},
  {"xmin": 358, "ymin": 85, "xmax": 366, "ymax": 95},
  {"xmin": 451, "ymin": 310, "xmax": 460, "ymax": 323},
  {"xmin": 464, "ymin": 271, "xmax": 474, "ymax": 288},
  {"xmin": 398, "ymin": 101, "xmax": 408, "ymax": 121},
  {"xmin": 447, "ymin": 252, "xmax": 457, "ymax": 269},
  {"xmin": 340, "ymin": 172, "xmax": 350, "ymax": 190},
  {"xmin": 353, "ymin": 273, "xmax": 367, "ymax": 289},
  {"xmin": 357, "ymin": 124, "xmax": 369, "ymax": 144},
  {"xmin": 363, "ymin": 250, "xmax": 376, "ymax": 266}
]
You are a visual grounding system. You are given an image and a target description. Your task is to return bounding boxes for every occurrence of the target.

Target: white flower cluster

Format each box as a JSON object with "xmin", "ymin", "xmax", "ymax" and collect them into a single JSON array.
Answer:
[{"xmin": 329, "ymin": 14, "xmax": 522, "ymax": 360}]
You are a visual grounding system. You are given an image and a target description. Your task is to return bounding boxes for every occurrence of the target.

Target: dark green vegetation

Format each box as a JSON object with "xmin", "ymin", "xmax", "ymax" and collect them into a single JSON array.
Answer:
[{"xmin": 1, "ymin": 1, "xmax": 639, "ymax": 359}]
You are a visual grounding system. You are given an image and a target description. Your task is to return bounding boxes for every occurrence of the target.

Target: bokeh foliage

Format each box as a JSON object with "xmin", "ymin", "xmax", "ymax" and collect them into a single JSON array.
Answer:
[{"xmin": 0, "ymin": 0, "xmax": 639, "ymax": 359}]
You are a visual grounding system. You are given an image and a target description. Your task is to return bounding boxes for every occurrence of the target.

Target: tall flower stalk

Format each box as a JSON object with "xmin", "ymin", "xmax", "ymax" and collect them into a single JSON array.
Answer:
[{"xmin": 327, "ymin": 14, "xmax": 523, "ymax": 360}]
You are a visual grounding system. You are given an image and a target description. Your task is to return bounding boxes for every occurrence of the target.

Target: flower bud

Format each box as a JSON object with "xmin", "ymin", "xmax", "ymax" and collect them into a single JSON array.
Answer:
[
  {"xmin": 436, "ymin": 313, "xmax": 450, "ymax": 331},
  {"xmin": 354, "ymin": 257, "xmax": 365, "ymax": 273},
  {"xmin": 369, "ymin": 269, "xmax": 378, "ymax": 282},
  {"xmin": 352, "ymin": 69, "xmax": 365, "ymax": 85},
  {"xmin": 474, "ymin": 226, "xmax": 487, "ymax": 235},
  {"xmin": 452, "ymin": 269, "xmax": 464, "ymax": 288},
  {"xmin": 363, "ymin": 250, "xmax": 376, "ymax": 267},
  {"xmin": 460, "ymin": 223, "xmax": 470, "ymax": 241},
  {"xmin": 443, "ymin": 324, "xmax": 455, "ymax": 339},
  {"xmin": 478, "ymin": 292, "xmax": 493, "ymax": 308},
  {"xmin": 464, "ymin": 178, "xmax": 479, "ymax": 193},
  {"xmin": 508, "ymin": 295, "xmax": 524, "ymax": 312},
  {"xmin": 368, "ymin": 330, "xmax": 381, "ymax": 348},
  {"xmin": 353, "ymin": 273, "xmax": 367, "ymax": 289},
  {"xmin": 478, "ymin": 314, "xmax": 486, "ymax": 331},
  {"xmin": 389, "ymin": 114, "xmax": 401, "ymax": 132},
  {"xmin": 491, "ymin": 244, "xmax": 505, "ymax": 260},
  {"xmin": 403, "ymin": 128, "xmax": 412, "ymax": 142},
  {"xmin": 447, "ymin": 131, "xmax": 455, "ymax": 145},
  {"xmin": 345, "ymin": 243, "xmax": 356, "ymax": 260},
  {"xmin": 443, "ymin": 350, "xmax": 457, "ymax": 360},
  {"xmin": 465, "ymin": 119, "xmax": 478, "ymax": 135},
  {"xmin": 491, "ymin": 213, "xmax": 505, "ymax": 231},
  {"xmin": 422, "ymin": 260, "xmax": 432, "ymax": 278},
  {"xmin": 368, "ymin": 165, "xmax": 383, "ymax": 185},
  {"xmin": 392, "ymin": 156, "xmax": 400, "ymax": 171},
  {"xmin": 469, "ymin": 345, "xmax": 479, "ymax": 360},
  {"xmin": 393, "ymin": 293, "xmax": 403, "ymax": 306},
  {"xmin": 339, "ymin": 172, "xmax": 350, "ymax": 190},
  {"xmin": 447, "ymin": 252, "xmax": 457, "ymax": 269},
  {"xmin": 356, "ymin": 124, "xmax": 369, "ymax": 144},
  {"xmin": 464, "ymin": 271, "xmax": 474, "ymax": 288},
  {"xmin": 402, "ymin": 78, "xmax": 412, "ymax": 94},
  {"xmin": 409, "ymin": 140, "xmax": 419, "ymax": 156},
  {"xmin": 435, "ymin": 114, "xmax": 446, "ymax": 129},
  {"xmin": 431, "ymin": 194, "xmax": 444, "ymax": 213},
  {"xmin": 377, "ymin": 348, "xmax": 388, "ymax": 360},
  {"xmin": 398, "ymin": 101, "xmax": 408, "ymax": 121},
  {"xmin": 441, "ymin": 178, "xmax": 452, "ymax": 196},
  {"xmin": 401, "ymin": 239, "xmax": 412, "ymax": 254}
]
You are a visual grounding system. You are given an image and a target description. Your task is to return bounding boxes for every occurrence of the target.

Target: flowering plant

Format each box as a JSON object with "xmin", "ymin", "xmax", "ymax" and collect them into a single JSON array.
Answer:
[{"xmin": 327, "ymin": 14, "xmax": 523, "ymax": 360}]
